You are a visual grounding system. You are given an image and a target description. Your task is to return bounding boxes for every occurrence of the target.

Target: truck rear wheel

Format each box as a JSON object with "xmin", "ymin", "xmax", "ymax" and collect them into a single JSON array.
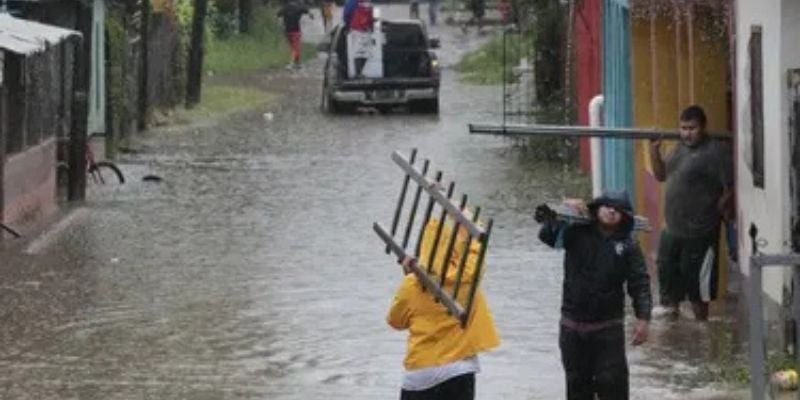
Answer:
[{"xmin": 322, "ymin": 89, "xmax": 346, "ymax": 114}]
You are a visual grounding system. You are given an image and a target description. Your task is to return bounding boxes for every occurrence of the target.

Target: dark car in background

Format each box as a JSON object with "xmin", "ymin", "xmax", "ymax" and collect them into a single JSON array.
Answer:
[{"xmin": 319, "ymin": 19, "xmax": 441, "ymax": 114}]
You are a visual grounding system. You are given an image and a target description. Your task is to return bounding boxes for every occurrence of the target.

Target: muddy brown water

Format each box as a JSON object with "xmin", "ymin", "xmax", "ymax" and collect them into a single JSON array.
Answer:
[{"xmin": 0, "ymin": 6, "xmax": 748, "ymax": 399}]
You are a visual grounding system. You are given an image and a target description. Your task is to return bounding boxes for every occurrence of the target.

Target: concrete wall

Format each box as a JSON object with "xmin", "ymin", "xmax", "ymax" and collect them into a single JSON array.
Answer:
[
  {"xmin": 735, "ymin": 0, "xmax": 798, "ymax": 304},
  {"xmin": 2, "ymin": 138, "xmax": 58, "ymax": 225}
]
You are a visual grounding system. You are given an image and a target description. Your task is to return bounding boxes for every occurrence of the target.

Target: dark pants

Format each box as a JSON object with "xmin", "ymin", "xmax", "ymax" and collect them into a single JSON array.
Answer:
[
  {"xmin": 559, "ymin": 323, "xmax": 628, "ymax": 400},
  {"xmin": 400, "ymin": 373, "xmax": 475, "ymax": 400},
  {"xmin": 657, "ymin": 229, "xmax": 719, "ymax": 307}
]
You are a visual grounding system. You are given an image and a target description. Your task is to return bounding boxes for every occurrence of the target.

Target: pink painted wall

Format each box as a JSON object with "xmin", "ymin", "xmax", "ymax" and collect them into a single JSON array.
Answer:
[{"xmin": 2, "ymin": 138, "xmax": 58, "ymax": 224}]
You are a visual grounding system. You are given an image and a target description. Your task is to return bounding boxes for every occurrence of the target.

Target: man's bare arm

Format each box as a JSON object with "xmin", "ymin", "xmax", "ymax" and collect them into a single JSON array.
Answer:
[{"xmin": 649, "ymin": 139, "xmax": 666, "ymax": 182}]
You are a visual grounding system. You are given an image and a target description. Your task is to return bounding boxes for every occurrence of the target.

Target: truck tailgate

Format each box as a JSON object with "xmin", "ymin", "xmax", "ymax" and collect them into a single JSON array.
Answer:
[{"xmin": 337, "ymin": 77, "xmax": 437, "ymax": 90}]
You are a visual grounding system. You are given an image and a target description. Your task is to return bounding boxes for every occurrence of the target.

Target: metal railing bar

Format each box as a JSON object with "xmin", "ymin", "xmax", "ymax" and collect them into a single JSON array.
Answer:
[
  {"xmin": 392, "ymin": 151, "xmax": 484, "ymax": 237},
  {"xmin": 415, "ymin": 170, "xmax": 443, "ymax": 260},
  {"xmin": 453, "ymin": 207, "xmax": 481, "ymax": 302},
  {"xmin": 440, "ymin": 194, "xmax": 469, "ymax": 288},
  {"xmin": 401, "ymin": 159, "xmax": 430, "ymax": 250},
  {"xmin": 462, "ymin": 218, "xmax": 493, "ymax": 328},
  {"xmin": 427, "ymin": 182, "xmax": 456, "ymax": 275},
  {"xmin": 374, "ymin": 222, "xmax": 465, "ymax": 318},
  {"xmin": 387, "ymin": 148, "xmax": 417, "ymax": 253}
]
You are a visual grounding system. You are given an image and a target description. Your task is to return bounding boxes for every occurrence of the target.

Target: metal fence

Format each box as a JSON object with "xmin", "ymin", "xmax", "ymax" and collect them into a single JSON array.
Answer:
[
  {"xmin": 748, "ymin": 252, "xmax": 800, "ymax": 399},
  {"xmin": 501, "ymin": 25, "xmax": 536, "ymax": 125}
]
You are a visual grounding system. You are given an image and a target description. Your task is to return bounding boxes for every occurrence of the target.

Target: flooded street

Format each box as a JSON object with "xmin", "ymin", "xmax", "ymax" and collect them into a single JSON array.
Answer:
[{"xmin": 0, "ymin": 6, "xmax": 747, "ymax": 399}]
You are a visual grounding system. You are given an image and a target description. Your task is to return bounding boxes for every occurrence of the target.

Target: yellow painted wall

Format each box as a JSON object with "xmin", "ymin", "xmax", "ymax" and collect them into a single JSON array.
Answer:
[{"xmin": 629, "ymin": 2, "xmax": 731, "ymax": 300}]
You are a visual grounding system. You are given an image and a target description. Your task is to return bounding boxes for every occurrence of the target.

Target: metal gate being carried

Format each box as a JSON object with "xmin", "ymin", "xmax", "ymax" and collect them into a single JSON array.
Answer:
[{"xmin": 373, "ymin": 149, "xmax": 494, "ymax": 327}]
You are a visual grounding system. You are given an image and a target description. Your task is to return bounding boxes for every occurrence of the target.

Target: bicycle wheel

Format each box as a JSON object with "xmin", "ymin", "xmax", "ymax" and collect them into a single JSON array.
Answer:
[{"xmin": 89, "ymin": 161, "xmax": 125, "ymax": 184}]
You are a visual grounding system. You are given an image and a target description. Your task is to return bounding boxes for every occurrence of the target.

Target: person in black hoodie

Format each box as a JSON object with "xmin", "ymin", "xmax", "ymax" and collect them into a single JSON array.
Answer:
[{"xmin": 535, "ymin": 191, "xmax": 652, "ymax": 400}]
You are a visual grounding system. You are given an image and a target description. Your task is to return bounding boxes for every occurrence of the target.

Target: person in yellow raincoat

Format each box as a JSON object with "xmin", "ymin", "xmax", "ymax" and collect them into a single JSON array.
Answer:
[{"xmin": 387, "ymin": 216, "xmax": 500, "ymax": 400}]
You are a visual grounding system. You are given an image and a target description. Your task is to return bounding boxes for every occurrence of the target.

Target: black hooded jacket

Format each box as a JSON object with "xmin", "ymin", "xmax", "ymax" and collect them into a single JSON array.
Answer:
[{"xmin": 538, "ymin": 193, "xmax": 652, "ymax": 323}]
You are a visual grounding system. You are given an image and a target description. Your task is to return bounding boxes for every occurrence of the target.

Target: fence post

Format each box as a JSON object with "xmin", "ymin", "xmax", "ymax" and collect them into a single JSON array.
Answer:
[
  {"xmin": 186, "ymin": 0, "xmax": 209, "ymax": 108},
  {"xmin": 68, "ymin": 3, "xmax": 93, "ymax": 201},
  {"xmin": 0, "ymin": 79, "xmax": 6, "ymax": 233},
  {"xmin": 138, "ymin": 0, "xmax": 150, "ymax": 130},
  {"xmin": 749, "ymin": 257, "xmax": 766, "ymax": 400}
]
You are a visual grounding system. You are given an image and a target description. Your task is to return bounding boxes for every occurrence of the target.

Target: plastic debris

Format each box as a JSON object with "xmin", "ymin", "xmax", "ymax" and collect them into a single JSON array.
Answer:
[{"xmin": 772, "ymin": 369, "xmax": 799, "ymax": 391}]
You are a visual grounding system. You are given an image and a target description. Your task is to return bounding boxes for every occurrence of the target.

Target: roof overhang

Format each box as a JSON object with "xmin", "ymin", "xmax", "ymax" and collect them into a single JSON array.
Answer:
[{"xmin": 0, "ymin": 12, "xmax": 80, "ymax": 56}]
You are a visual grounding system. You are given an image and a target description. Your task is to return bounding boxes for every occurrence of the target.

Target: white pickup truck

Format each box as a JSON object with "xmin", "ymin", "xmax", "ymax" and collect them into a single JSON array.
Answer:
[{"xmin": 319, "ymin": 19, "xmax": 441, "ymax": 114}]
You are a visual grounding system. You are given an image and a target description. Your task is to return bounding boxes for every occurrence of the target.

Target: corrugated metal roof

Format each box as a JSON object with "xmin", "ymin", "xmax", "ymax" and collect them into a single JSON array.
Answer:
[{"xmin": 0, "ymin": 12, "xmax": 80, "ymax": 55}]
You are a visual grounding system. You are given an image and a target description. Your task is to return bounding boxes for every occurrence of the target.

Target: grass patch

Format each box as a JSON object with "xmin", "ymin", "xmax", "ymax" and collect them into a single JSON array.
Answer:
[
  {"xmin": 205, "ymin": 7, "xmax": 316, "ymax": 73},
  {"xmin": 695, "ymin": 345, "xmax": 798, "ymax": 389},
  {"xmin": 456, "ymin": 31, "xmax": 535, "ymax": 85},
  {"xmin": 171, "ymin": 85, "xmax": 274, "ymax": 124}
]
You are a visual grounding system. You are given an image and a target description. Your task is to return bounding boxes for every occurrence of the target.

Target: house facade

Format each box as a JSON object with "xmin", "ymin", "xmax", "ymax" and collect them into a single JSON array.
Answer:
[
  {"xmin": 0, "ymin": 13, "xmax": 81, "ymax": 231},
  {"xmin": 735, "ymin": 0, "xmax": 800, "ymax": 314}
]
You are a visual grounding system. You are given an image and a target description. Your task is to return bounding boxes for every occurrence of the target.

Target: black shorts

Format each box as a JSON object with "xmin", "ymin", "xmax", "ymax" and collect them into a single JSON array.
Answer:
[
  {"xmin": 400, "ymin": 373, "xmax": 475, "ymax": 400},
  {"xmin": 657, "ymin": 229, "xmax": 720, "ymax": 304}
]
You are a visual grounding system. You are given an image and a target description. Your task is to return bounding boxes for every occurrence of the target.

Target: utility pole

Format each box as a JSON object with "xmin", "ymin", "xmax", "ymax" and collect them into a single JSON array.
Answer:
[
  {"xmin": 68, "ymin": 1, "xmax": 92, "ymax": 201},
  {"xmin": 239, "ymin": 0, "xmax": 251, "ymax": 33},
  {"xmin": 138, "ymin": 0, "xmax": 150, "ymax": 130},
  {"xmin": 186, "ymin": 0, "xmax": 208, "ymax": 108},
  {"xmin": 0, "ymin": 58, "xmax": 6, "ymax": 235}
]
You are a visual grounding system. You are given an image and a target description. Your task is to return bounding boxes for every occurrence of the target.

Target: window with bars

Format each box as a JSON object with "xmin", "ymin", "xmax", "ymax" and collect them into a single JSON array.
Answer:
[{"xmin": 749, "ymin": 25, "xmax": 765, "ymax": 188}]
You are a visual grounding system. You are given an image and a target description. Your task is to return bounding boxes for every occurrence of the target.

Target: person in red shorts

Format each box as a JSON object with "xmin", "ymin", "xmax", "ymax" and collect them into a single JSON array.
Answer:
[{"xmin": 277, "ymin": 0, "xmax": 313, "ymax": 69}]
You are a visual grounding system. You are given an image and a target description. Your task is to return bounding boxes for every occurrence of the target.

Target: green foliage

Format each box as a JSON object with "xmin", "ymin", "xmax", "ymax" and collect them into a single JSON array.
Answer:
[
  {"xmin": 456, "ymin": 32, "xmax": 535, "ymax": 85},
  {"xmin": 105, "ymin": 13, "xmax": 127, "ymax": 130},
  {"xmin": 209, "ymin": 0, "xmax": 239, "ymax": 38},
  {"xmin": 173, "ymin": 85, "xmax": 274, "ymax": 124},
  {"xmin": 174, "ymin": 0, "xmax": 219, "ymax": 45},
  {"xmin": 205, "ymin": 6, "xmax": 316, "ymax": 73}
]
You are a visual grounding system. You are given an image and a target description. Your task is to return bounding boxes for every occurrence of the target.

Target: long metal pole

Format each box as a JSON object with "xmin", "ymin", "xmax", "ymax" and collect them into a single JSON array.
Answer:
[{"xmin": 469, "ymin": 122, "xmax": 733, "ymax": 141}]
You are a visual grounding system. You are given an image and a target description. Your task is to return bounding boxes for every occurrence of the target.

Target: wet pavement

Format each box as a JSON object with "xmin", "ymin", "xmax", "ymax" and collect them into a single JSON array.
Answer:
[{"xmin": 0, "ymin": 5, "xmax": 749, "ymax": 399}]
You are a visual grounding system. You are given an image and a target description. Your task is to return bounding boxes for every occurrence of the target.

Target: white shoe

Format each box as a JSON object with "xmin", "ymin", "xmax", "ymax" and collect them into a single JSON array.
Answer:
[{"xmin": 652, "ymin": 305, "xmax": 680, "ymax": 320}]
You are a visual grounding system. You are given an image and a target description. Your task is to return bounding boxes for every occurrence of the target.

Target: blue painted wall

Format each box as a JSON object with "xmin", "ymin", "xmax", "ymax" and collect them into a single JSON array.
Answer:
[{"xmin": 602, "ymin": 0, "xmax": 634, "ymax": 194}]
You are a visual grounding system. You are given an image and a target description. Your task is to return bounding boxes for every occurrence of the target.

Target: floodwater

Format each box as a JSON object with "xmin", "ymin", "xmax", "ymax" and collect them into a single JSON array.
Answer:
[{"xmin": 0, "ymin": 5, "xmax": 748, "ymax": 399}]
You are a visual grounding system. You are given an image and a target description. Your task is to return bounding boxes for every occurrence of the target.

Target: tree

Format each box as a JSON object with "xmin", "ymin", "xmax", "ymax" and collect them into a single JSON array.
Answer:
[
  {"xmin": 239, "ymin": 0, "xmax": 252, "ymax": 33},
  {"xmin": 532, "ymin": 0, "xmax": 566, "ymax": 107},
  {"xmin": 186, "ymin": 0, "xmax": 209, "ymax": 108}
]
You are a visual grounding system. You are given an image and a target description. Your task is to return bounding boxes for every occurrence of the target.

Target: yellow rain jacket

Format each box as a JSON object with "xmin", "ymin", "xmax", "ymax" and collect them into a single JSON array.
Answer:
[{"xmin": 387, "ymin": 217, "xmax": 500, "ymax": 370}]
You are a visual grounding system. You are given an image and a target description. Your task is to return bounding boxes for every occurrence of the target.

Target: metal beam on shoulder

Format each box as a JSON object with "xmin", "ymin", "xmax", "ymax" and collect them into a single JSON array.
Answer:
[{"xmin": 469, "ymin": 123, "xmax": 733, "ymax": 141}]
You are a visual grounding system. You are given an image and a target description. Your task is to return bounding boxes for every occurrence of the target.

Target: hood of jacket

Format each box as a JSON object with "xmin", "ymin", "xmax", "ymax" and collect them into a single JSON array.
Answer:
[
  {"xmin": 417, "ymin": 216, "xmax": 484, "ymax": 286},
  {"xmin": 587, "ymin": 190, "xmax": 635, "ymax": 237}
]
